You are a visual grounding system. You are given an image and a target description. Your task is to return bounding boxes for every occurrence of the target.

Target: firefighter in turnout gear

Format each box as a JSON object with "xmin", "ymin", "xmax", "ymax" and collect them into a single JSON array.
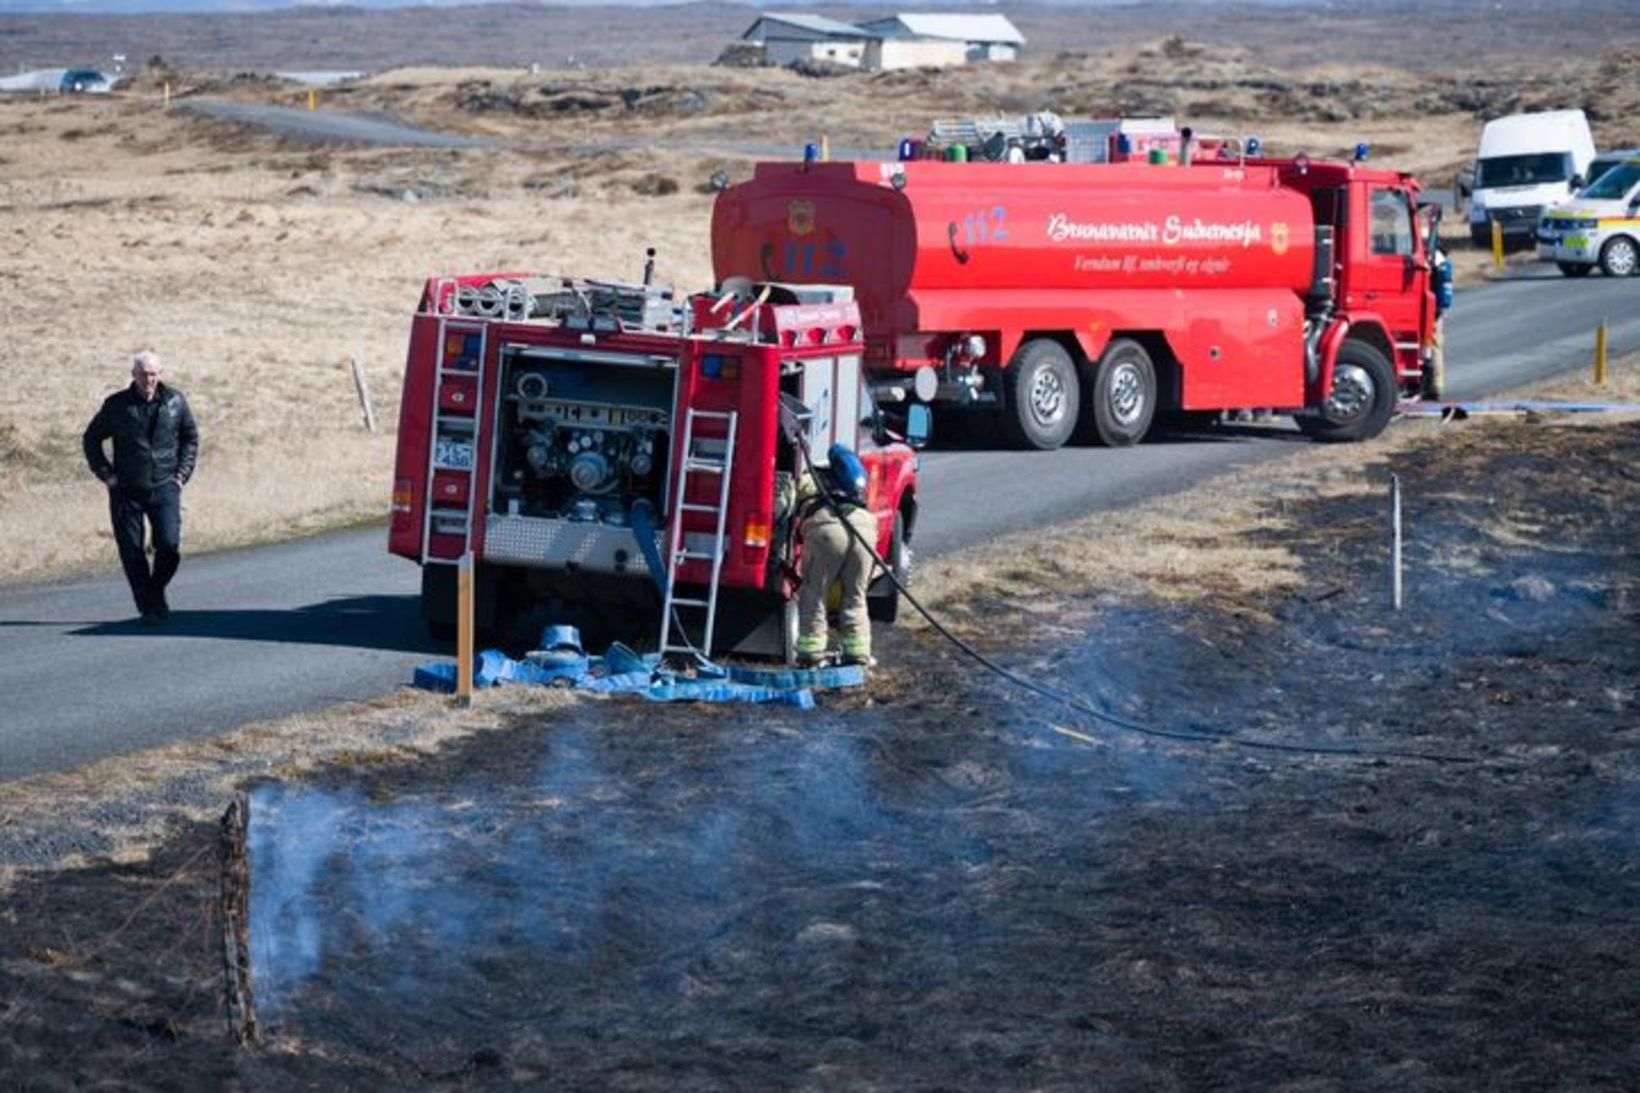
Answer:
[{"xmin": 788, "ymin": 443, "xmax": 878, "ymax": 668}]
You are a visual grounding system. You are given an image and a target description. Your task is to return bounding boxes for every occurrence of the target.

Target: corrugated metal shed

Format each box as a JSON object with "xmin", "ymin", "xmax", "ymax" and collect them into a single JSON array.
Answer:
[
  {"xmin": 742, "ymin": 13, "xmax": 878, "ymax": 42},
  {"xmin": 859, "ymin": 13, "xmax": 1025, "ymax": 45}
]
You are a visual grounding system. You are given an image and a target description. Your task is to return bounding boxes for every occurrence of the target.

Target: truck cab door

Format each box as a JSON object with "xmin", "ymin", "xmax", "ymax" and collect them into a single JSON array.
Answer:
[{"xmin": 1349, "ymin": 185, "xmax": 1428, "ymax": 371}]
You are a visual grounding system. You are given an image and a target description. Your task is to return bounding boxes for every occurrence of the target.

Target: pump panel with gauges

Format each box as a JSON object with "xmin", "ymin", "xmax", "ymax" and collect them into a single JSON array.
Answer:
[{"xmin": 491, "ymin": 348, "xmax": 676, "ymax": 526}]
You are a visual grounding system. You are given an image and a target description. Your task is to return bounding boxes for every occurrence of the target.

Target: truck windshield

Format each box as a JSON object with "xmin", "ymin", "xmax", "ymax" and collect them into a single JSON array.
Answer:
[
  {"xmin": 1582, "ymin": 162, "xmax": 1640, "ymax": 200},
  {"xmin": 1584, "ymin": 159, "xmax": 1622, "ymax": 188},
  {"xmin": 1477, "ymin": 152, "xmax": 1573, "ymax": 188}
]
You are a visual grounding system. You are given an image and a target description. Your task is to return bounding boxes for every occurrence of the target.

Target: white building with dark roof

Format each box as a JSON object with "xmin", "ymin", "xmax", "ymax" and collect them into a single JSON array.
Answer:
[
  {"xmin": 858, "ymin": 13, "xmax": 1026, "ymax": 63},
  {"xmin": 741, "ymin": 13, "xmax": 877, "ymax": 68}
]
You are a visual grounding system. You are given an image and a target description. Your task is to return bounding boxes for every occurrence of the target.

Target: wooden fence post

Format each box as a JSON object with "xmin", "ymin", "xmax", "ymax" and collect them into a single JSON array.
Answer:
[
  {"xmin": 219, "ymin": 797, "xmax": 259, "ymax": 1046},
  {"xmin": 349, "ymin": 355, "xmax": 377, "ymax": 432},
  {"xmin": 457, "ymin": 554, "xmax": 475, "ymax": 708}
]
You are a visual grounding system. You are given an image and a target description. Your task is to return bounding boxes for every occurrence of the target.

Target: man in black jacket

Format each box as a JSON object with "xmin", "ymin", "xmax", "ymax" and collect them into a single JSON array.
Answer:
[{"xmin": 82, "ymin": 351, "xmax": 200, "ymax": 623}]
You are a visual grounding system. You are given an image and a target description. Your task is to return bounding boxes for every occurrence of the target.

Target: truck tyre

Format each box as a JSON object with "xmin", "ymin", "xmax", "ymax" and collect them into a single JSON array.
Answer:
[
  {"xmin": 1002, "ymin": 339, "xmax": 1080, "ymax": 450},
  {"xmin": 1085, "ymin": 338, "xmax": 1157, "ymax": 447},
  {"xmin": 1298, "ymin": 339, "xmax": 1396, "ymax": 443},
  {"xmin": 1557, "ymin": 262, "xmax": 1593, "ymax": 278},
  {"xmin": 1600, "ymin": 236, "xmax": 1639, "ymax": 277},
  {"xmin": 867, "ymin": 512, "xmax": 909, "ymax": 623}
]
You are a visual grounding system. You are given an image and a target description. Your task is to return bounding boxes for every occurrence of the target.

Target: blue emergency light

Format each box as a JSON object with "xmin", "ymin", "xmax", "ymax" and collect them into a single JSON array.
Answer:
[
  {"xmin": 803, "ymin": 142, "xmax": 819, "ymax": 165},
  {"xmin": 701, "ymin": 354, "xmax": 739, "ymax": 380},
  {"xmin": 1354, "ymin": 142, "xmax": 1370, "ymax": 163},
  {"xmin": 1245, "ymin": 136, "xmax": 1262, "ymax": 157}
]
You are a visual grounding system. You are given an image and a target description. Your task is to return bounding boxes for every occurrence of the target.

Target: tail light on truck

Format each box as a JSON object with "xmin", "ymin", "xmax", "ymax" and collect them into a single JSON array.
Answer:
[{"xmin": 391, "ymin": 477, "xmax": 413, "ymax": 530}]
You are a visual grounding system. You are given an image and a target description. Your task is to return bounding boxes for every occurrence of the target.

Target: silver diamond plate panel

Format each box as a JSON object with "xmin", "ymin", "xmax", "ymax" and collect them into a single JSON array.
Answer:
[{"xmin": 484, "ymin": 515, "xmax": 662, "ymax": 575}]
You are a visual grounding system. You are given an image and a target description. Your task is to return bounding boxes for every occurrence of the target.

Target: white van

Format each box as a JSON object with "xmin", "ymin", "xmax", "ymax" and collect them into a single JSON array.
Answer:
[
  {"xmin": 1467, "ymin": 110, "xmax": 1596, "ymax": 250},
  {"xmin": 1537, "ymin": 155, "xmax": 1640, "ymax": 277}
]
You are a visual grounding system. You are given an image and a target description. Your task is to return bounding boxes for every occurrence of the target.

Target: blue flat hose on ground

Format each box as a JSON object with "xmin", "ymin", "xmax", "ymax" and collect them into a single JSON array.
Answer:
[{"xmin": 1400, "ymin": 400, "xmax": 1640, "ymax": 416}]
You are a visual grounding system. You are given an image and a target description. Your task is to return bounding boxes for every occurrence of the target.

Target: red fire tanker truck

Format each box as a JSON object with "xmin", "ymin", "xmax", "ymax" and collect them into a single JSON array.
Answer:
[
  {"xmin": 712, "ymin": 156, "xmax": 1444, "ymax": 449},
  {"xmin": 387, "ymin": 273, "xmax": 921, "ymax": 658}
]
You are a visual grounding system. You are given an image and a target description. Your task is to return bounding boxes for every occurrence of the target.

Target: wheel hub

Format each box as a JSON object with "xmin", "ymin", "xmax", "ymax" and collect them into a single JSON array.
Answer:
[
  {"xmin": 1609, "ymin": 240, "xmax": 1637, "ymax": 276},
  {"xmin": 1108, "ymin": 361, "xmax": 1146, "ymax": 427},
  {"xmin": 1326, "ymin": 362, "xmax": 1375, "ymax": 423},
  {"xmin": 1029, "ymin": 366, "xmax": 1066, "ymax": 425}
]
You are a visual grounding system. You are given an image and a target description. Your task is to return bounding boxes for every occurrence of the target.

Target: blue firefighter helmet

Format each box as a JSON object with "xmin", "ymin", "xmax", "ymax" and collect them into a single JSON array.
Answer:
[
  {"xmin": 827, "ymin": 443, "xmax": 868, "ymax": 504},
  {"xmin": 538, "ymin": 624, "xmax": 583, "ymax": 654}
]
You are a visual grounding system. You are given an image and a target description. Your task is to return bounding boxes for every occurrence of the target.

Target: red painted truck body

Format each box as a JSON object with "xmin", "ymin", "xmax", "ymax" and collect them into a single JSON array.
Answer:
[
  {"xmin": 388, "ymin": 275, "xmax": 918, "ymax": 657},
  {"xmin": 712, "ymin": 158, "xmax": 1442, "ymax": 448}
]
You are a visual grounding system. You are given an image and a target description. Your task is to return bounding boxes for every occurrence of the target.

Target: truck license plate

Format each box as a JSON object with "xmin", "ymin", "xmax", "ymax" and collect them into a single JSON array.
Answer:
[{"xmin": 436, "ymin": 439, "xmax": 474, "ymax": 470}]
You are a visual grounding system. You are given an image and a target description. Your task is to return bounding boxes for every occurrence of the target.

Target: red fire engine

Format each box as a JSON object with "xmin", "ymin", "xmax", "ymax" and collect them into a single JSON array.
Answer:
[
  {"xmin": 387, "ymin": 272, "xmax": 921, "ymax": 658},
  {"xmin": 712, "ymin": 156, "xmax": 1444, "ymax": 449}
]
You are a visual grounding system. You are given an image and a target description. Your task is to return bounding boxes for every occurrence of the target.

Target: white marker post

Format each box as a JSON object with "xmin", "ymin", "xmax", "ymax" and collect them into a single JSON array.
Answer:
[{"xmin": 1390, "ymin": 473, "xmax": 1403, "ymax": 612}]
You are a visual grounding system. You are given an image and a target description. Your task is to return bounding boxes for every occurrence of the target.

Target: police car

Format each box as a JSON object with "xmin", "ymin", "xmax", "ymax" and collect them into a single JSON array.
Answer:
[{"xmin": 1537, "ymin": 154, "xmax": 1640, "ymax": 277}]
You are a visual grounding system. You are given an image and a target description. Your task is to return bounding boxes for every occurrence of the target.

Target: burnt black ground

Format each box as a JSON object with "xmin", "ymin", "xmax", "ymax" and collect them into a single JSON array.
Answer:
[{"xmin": 1, "ymin": 420, "xmax": 1637, "ymax": 1091}]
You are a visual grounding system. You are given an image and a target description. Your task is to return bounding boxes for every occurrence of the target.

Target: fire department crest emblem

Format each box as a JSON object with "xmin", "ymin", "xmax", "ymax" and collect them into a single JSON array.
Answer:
[
  {"xmin": 1271, "ymin": 221, "xmax": 1291, "ymax": 256},
  {"xmin": 788, "ymin": 199, "xmax": 816, "ymax": 237}
]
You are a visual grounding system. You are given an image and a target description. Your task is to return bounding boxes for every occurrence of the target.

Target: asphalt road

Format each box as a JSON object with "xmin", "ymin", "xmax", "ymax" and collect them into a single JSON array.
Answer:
[
  {"xmin": 5, "ymin": 270, "xmax": 1635, "ymax": 780},
  {"xmin": 3, "ymin": 105, "xmax": 1637, "ymax": 780},
  {"xmin": 906, "ymin": 268, "xmax": 1640, "ymax": 556},
  {"xmin": 179, "ymin": 99, "xmax": 886, "ymax": 161},
  {"xmin": 180, "ymin": 99, "xmax": 495, "ymax": 149}
]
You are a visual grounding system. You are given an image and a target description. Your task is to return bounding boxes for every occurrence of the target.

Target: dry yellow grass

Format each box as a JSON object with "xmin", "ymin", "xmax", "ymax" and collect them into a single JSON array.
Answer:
[
  {"xmin": 0, "ymin": 684, "xmax": 578, "ymax": 889},
  {"xmin": 0, "ymin": 95, "xmax": 718, "ymax": 585},
  {"xmin": 3, "ymin": 52, "xmax": 1629, "ymax": 585}
]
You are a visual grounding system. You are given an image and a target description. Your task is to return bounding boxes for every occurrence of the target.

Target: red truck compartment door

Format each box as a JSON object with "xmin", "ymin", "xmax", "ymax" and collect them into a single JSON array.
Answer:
[{"xmin": 1179, "ymin": 290, "xmax": 1306, "ymax": 410}]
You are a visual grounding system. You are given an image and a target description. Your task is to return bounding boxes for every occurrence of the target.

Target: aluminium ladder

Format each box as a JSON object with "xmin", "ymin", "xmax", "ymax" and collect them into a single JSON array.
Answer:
[
  {"xmin": 658, "ymin": 407, "xmax": 739, "ymax": 659},
  {"xmin": 420, "ymin": 317, "xmax": 487, "ymax": 565}
]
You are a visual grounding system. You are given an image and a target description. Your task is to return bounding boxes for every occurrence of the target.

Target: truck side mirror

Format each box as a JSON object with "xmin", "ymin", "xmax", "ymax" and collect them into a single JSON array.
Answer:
[
  {"xmin": 906, "ymin": 405, "xmax": 931, "ymax": 449},
  {"xmin": 871, "ymin": 411, "xmax": 890, "ymax": 449}
]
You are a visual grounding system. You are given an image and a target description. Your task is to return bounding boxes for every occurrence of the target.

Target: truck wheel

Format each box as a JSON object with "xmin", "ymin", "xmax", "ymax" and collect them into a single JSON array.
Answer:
[
  {"xmin": 1298, "ymin": 340, "xmax": 1396, "ymax": 443},
  {"xmin": 1600, "ymin": 236, "xmax": 1639, "ymax": 277},
  {"xmin": 867, "ymin": 512, "xmax": 909, "ymax": 623},
  {"xmin": 1002, "ymin": 339, "xmax": 1080, "ymax": 450},
  {"xmin": 1086, "ymin": 338, "xmax": 1157, "ymax": 447},
  {"xmin": 1557, "ymin": 262, "xmax": 1593, "ymax": 278}
]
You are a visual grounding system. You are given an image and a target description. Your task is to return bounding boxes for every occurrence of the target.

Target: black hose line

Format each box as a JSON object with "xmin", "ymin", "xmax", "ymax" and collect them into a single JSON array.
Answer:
[{"xmin": 795, "ymin": 437, "xmax": 1479, "ymax": 766}]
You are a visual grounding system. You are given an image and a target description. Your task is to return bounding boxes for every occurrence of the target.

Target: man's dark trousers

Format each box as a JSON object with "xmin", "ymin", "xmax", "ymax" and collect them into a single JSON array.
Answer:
[{"xmin": 110, "ymin": 481, "xmax": 181, "ymax": 613}]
